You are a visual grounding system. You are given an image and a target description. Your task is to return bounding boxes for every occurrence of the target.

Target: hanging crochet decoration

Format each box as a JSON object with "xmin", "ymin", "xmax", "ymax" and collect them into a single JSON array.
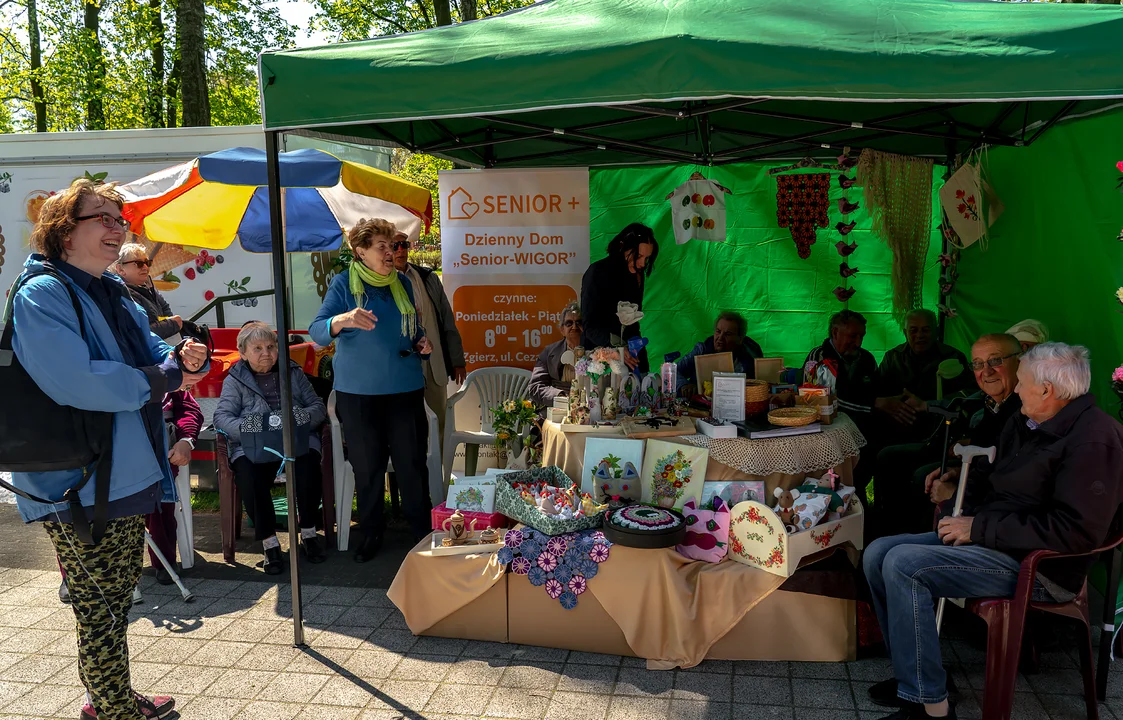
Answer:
[
  {"xmin": 856, "ymin": 149, "xmax": 934, "ymax": 324},
  {"xmin": 667, "ymin": 172, "xmax": 732, "ymax": 245},
  {"xmin": 775, "ymin": 173, "xmax": 830, "ymax": 259}
]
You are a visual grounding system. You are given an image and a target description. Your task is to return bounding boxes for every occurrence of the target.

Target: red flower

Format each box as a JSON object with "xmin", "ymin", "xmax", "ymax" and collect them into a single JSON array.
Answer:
[
  {"xmin": 1116, "ymin": 161, "xmax": 1123, "ymax": 173},
  {"xmin": 956, "ymin": 203, "xmax": 966, "ymax": 214},
  {"xmin": 955, "ymin": 189, "xmax": 966, "ymax": 199},
  {"xmin": 966, "ymin": 195, "xmax": 975, "ymax": 205}
]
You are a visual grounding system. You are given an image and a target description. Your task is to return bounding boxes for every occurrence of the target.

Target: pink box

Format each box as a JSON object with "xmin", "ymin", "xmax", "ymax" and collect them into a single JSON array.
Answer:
[{"xmin": 431, "ymin": 502, "xmax": 512, "ymax": 532}]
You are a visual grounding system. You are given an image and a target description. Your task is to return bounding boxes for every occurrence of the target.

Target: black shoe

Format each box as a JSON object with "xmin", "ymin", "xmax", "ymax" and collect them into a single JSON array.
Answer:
[
  {"xmin": 302, "ymin": 535, "xmax": 326, "ymax": 564},
  {"xmin": 875, "ymin": 702, "xmax": 957, "ymax": 720},
  {"xmin": 155, "ymin": 567, "xmax": 174, "ymax": 586},
  {"xmin": 869, "ymin": 674, "xmax": 959, "ymax": 708},
  {"xmin": 263, "ymin": 546, "xmax": 285, "ymax": 576},
  {"xmin": 353, "ymin": 533, "xmax": 383, "ymax": 564},
  {"xmin": 59, "ymin": 580, "xmax": 70, "ymax": 605}
]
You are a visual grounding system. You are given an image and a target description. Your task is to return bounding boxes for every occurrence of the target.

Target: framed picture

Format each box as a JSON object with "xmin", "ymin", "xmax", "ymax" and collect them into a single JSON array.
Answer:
[
  {"xmin": 640, "ymin": 440, "xmax": 707, "ymax": 512},
  {"xmin": 701, "ymin": 480, "xmax": 766, "ymax": 508},
  {"xmin": 755, "ymin": 357, "xmax": 785, "ymax": 384},
  {"xmin": 712, "ymin": 371, "xmax": 746, "ymax": 422},
  {"xmin": 445, "ymin": 483, "xmax": 496, "ymax": 513},
  {"xmin": 694, "ymin": 352, "xmax": 733, "ymax": 393},
  {"xmin": 581, "ymin": 437, "xmax": 644, "ymax": 503}
]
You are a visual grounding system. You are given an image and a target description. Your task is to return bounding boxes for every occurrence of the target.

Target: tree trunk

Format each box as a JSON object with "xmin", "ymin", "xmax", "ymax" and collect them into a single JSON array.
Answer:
[
  {"xmin": 145, "ymin": 0, "xmax": 165, "ymax": 128},
  {"xmin": 83, "ymin": 0, "xmax": 106, "ymax": 130},
  {"xmin": 166, "ymin": 52, "xmax": 179, "ymax": 128},
  {"xmin": 176, "ymin": 0, "xmax": 209, "ymax": 126},
  {"xmin": 459, "ymin": 0, "xmax": 477, "ymax": 21},
  {"xmin": 433, "ymin": 0, "xmax": 452, "ymax": 26},
  {"xmin": 27, "ymin": 0, "xmax": 46, "ymax": 132}
]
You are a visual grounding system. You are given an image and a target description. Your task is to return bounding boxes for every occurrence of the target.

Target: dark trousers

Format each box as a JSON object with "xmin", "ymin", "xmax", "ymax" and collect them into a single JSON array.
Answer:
[
  {"xmin": 871, "ymin": 442, "xmax": 942, "ymax": 539},
  {"xmin": 336, "ymin": 389, "xmax": 432, "ymax": 541},
  {"xmin": 47, "ymin": 515, "xmax": 145, "ymax": 720},
  {"xmin": 231, "ymin": 451, "xmax": 322, "ymax": 541},
  {"xmin": 145, "ymin": 503, "xmax": 177, "ymax": 569}
]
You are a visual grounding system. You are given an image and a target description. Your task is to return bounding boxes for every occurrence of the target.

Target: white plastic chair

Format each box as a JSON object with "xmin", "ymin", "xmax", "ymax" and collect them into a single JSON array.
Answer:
[
  {"xmin": 327, "ymin": 390, "xmax": 442, "ymax": 551},
  {"xmin": 442, "ymin": 367, "xmax": 533, "ymax": 482},
  {"xmin": 173, "ymin": 464, "xmax": 195, "ymax": 569}
]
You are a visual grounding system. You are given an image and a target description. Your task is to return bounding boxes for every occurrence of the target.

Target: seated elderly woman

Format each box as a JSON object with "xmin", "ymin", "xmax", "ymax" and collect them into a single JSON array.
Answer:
[
  {"xmin": 214, "ymin": 322, "xmax": 328, "ymax": 574},
  {"xmin": 676, "ymin": 310, "xmax": 763, "ymax": 395},
  {"xmin": 114, "ymin": 242, "xmax": 182, "ymax": 340},
  {"xmin": 863, "ymin": 343, "xmax": 1123, "ymax": 720},
  {"xmin": 528, "ymin": 301, "xmax": 583, "ymax": 409},
  {"xmin": 1006, "ymin": 318, "xmax": 1049, "ymax": 352}
]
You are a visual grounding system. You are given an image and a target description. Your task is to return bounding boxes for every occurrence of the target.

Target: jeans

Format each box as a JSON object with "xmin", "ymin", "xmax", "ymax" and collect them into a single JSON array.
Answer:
[{"xmin": 863, "ymin": 532, "xmax": 1052, "ymax": 704}]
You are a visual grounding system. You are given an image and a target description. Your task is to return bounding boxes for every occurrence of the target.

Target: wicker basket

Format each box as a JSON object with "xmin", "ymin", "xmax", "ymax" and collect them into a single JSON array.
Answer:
[
  {"xmin": 766, "ymin": 407, "xmax": 819, "ymax": 427},
  {"xmin": 745, "ymin": 400, "xmax": 769, "ymax": 417},
  {"xmin": 744, "ymin": 380, "xmax": 770, "ymax": 404}
]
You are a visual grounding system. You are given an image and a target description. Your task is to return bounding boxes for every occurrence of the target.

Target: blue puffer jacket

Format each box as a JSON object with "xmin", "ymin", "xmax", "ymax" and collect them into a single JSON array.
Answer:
[
  {"xmin": 8, "ymin": 254, "xmax": 182, "ymax": 522},
  {"xmin": 212, "ymin": 359, "xmax": 327, "ymax": 463}
]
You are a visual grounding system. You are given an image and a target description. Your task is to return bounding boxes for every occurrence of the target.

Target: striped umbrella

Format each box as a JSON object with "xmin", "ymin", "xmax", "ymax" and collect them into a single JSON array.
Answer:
[{"xmin": 119, "ymin": 147, "xmax": 433, "ymax": 252}]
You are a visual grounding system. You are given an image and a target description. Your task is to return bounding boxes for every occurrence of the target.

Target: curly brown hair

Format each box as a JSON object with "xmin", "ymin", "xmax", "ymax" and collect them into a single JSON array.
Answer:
[
  {"xmin": 29, "ymin": 179, "xmax": 124, "ymax": 259},
  {"xmin": 347, "ymin": 218, "xmax": 398, "ymax": 253}
]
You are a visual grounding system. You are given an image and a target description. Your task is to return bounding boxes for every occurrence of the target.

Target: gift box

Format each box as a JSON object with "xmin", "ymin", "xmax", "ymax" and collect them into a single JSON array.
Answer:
[
  {"xmin": 430, "ymin": 502, "xmax": 512, "ymax": 533},
  {"xmin": 796, "ymin": 392, "xmax": 837, "ymax": 425},
  {"xmin": 495, "ymin": 466, "xmax": 606, "ymax": 536}
]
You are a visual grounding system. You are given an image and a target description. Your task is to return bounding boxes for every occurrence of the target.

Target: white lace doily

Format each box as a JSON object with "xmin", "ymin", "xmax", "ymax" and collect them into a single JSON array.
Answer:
[{"xmin": 683, "ymin": 413, "xmax": 867, "ymax": 476}]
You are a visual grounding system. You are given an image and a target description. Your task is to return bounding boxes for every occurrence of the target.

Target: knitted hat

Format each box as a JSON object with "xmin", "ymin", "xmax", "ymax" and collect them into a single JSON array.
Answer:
[{"xmin": 1006, "ymin": 319, "xmax": 1048, "ymax": 345}]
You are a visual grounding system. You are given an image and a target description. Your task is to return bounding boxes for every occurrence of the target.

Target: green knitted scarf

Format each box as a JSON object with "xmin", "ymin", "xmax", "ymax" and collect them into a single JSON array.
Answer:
[{"xmin": 348, "ymin": 261, "xmax": 417, "ymax": 338}]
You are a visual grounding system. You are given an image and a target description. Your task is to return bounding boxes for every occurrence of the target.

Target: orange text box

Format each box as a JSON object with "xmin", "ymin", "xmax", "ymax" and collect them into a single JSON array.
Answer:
[{"xmin": 453, "ymin": 284, "xmax": 577, "ymax": 371}]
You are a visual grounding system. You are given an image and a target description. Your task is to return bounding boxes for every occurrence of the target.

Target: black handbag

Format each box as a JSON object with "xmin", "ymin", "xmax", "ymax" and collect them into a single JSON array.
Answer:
[
  {"xmin": 238, "ymin": 408, "xmax": 311, "ymax": 464},
  {"xmin": 0, "ymin": 264, "xmax": 114, "ymax": 544}
]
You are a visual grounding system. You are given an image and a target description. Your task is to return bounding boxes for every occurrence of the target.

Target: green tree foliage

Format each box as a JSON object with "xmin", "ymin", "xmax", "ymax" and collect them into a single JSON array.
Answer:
[
  {"xmin": 306, "ymin": 0, "xmax": 532, "ymax": 42},
  {"xmin": 392, "ymin": 147, "xmax": 453, "ymax": 244}
]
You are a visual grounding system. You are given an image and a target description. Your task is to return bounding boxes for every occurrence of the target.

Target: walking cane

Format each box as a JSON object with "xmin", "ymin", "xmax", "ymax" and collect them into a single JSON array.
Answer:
[
  {"xmin": 144, "ymin": 530, "xmax": 195, "ymax": 603},
  {"xmin": 934, "ymin": 443, "xmax": 995, "ymax": 632}
]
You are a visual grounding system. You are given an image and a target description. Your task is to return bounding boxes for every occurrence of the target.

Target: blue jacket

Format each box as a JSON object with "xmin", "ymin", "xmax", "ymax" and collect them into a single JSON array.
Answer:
[
  {"xmin": 213, "ymin": 358, "xmax": 327, "ymax": 463},
  {"xmin": 309, "ymin": 271, "xmax": 426, "ymax": 396},
  {"xmin": 8, "ymin": 254, "xmax": 182, "ymax": 522}
]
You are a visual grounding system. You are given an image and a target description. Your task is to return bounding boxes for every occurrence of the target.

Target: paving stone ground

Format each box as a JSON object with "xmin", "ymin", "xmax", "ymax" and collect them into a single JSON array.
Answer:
[{"xmin": 0, "ymin": 485, "xmax": 1111, "ymax": 719}]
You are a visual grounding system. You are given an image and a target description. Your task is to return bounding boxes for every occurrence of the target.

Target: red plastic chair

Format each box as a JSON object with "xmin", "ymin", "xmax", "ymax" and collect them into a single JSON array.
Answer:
[
  {"xmin": 216, "ymin": 425, "xmax": 336, "ymax": 564},
  {"xmin": 965, "ymin": 533, "xmax": 1123, "ymax": 720}
]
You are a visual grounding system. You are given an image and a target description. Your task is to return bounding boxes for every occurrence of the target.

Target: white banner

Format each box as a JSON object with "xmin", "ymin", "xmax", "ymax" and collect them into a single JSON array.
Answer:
[{"xmin": 439, "ymin": 168, "xmax": 589, "ymax": 371}]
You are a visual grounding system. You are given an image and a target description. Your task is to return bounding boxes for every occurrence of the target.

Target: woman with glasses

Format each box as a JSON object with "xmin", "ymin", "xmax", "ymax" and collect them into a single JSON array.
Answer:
[
  {"xmin": 114, "ymin": 242, "xmax": 182, "ymax": 340},
  {"xmin": 528, "ymin": 301, "xmax": 584, "ymax": 409},
  {"xmin": 310, "ymin": 218, "xmax": 433, "ymax": 563}
]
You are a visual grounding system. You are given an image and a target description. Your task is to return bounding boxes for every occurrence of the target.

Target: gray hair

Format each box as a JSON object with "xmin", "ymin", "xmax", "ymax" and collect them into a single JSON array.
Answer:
[
  {"xmin": 559, "ymin": 301, "xmax": 581, "ymax": 329},
  {"xmin": 715, "ymin": 310, "xmax": 747, "ymax": 339},
  {"xmin": 828, "ymin": 309, "xmax": 866, "ymax": 333},
  {"xmin": 115, "ymin": 242, "xmax": 148, "ymax": 267},
  {"xmin": 1019, "ymin": 342, "xmax": 1090, "ymax": 400},
  {"xmin": 906, "ymin": 308, "xmax": 938, "ymax": 327},
  {"xmin": 236, "ymin": 321, "xmax": 277, "ymax": 355}
]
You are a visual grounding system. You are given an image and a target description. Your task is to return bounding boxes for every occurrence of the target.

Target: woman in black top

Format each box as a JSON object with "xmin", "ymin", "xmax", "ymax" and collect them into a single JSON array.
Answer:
[{"xmin": 579, "ymin": 223, "xmax": 659, "ymax": 372}]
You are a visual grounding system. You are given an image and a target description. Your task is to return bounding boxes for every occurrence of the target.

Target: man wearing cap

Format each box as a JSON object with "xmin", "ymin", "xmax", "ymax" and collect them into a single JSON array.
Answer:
[
  {"xmin": 392, "ymin": 232, "xmax": 466, "ymax": 452},
  {"xmin": 1006, "ymin": 318, "xmax": 1049, "ymax": 352}
]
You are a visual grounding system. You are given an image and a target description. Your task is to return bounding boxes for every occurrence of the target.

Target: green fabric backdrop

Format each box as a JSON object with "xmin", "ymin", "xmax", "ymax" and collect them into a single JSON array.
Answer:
[
  {"xmin": 946, "ymin": 109, "xmax": 1123, "ymax": 410},
  {"xmin": 588, "ymin": 163, "xmax": 944, "ymax": 369}
]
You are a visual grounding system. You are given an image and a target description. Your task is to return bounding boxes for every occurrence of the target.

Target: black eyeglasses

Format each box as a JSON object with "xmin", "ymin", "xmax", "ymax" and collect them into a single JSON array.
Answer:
[
  {"xmin": 76, "ymin": 212, "xmax": 130, "ymax": 232},
  {"xmin": 969, "ymin": 352, "xmax": 1020, "ymax": 372},
  {"xmin": 562, "ymin": 319, "xmax": 583, "ymax": 328},
  {"xmin": 392, "ymin": 241, "xmax": 411, "ymax": 251},
  {"xmin": 122, "ymin": 258, "xmax": 151, "ymax": 268}
]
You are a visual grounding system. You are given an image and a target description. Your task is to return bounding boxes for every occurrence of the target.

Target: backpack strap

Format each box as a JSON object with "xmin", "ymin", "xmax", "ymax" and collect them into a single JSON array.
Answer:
[{"xmin": 1, "ymin": 263, "xmax": 88, "ymax": 352}]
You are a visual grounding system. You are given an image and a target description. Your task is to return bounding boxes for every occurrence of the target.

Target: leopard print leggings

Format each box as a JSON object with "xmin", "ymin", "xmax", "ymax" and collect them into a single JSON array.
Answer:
[{"xmin": 46, "ymin": 515, "xmax": 146, "ymax": 720}]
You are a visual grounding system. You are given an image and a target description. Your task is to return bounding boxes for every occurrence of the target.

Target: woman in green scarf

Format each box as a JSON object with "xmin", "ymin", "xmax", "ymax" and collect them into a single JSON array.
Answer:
[{"xmin": 310, "ymin": 218, "xmax": 434, "ymax": 562}]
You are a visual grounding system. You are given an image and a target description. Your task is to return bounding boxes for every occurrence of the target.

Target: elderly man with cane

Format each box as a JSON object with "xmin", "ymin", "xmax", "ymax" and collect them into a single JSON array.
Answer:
[{"xmin": 862, "ymin": 343, "xmax": 1123, "ymax": 719}]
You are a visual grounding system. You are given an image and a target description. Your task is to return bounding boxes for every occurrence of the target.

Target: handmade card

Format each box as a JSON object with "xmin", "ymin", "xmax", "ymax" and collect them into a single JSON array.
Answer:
[
  {"xmin": 446, "ymin": 483, "xmax": 497, "ymax": 513},
  {"xmin": 640, "ymin": 440, "xmax": 707, "ymax": 512},
  {"xmin": 581, "ymin": 437, "xmax": 644, "ymax": 503}
]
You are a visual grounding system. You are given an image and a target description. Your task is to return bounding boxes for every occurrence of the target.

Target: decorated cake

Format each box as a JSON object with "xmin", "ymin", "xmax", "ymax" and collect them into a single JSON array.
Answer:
[{"xmin": 603, "ymin": 505, "xmax": 686, "ymax": 548}]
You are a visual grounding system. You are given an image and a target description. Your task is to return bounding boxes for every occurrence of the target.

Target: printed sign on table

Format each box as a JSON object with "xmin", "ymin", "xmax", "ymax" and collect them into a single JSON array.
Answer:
[{"xmin": 439, "ymin": 168, "xmax": 590, "ymax": 371}]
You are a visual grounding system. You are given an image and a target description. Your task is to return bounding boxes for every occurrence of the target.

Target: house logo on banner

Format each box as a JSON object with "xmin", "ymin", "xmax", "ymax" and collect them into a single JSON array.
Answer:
[{"xmin": 439, "ymin": 168, "xmax": 590, "ymax": 372}]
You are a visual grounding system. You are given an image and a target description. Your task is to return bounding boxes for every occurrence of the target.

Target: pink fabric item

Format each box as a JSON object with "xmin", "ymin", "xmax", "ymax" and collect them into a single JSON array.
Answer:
[{"xmin": 676, "ymin": 496, "xmax": 730, "ymax": 563}]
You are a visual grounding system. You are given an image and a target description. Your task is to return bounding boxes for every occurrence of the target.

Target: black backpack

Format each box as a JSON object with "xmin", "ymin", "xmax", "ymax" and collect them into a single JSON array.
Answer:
[{"xmin": 0, "ymin": 264, "xmax": 114, "ymax": 544}]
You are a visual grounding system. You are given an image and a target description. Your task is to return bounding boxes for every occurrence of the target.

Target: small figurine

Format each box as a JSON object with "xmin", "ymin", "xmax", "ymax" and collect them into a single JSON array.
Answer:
[
  {"xmin": 795, "ymin": 468, "xmax": 845, "ymax": 514},
  {"xmin": 479, "ymin": 527, "xmax": 500, "ymax": 544},
  {"xmin": 442, "ymin": 510, "xmax": 479, "ymax": 545},
  {"xmin": 773, "ymin": 487, "xmax": 802, "ymax": 534},
  {"xmin": 602, "ymin": 386, "xmax": 618, "ymax": 420}
]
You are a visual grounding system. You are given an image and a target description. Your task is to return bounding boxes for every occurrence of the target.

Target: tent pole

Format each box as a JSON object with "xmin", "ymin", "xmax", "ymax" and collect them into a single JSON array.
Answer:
[{"xmin": 265, "ymin": 129, "xmax": 306, "ymax": 648}]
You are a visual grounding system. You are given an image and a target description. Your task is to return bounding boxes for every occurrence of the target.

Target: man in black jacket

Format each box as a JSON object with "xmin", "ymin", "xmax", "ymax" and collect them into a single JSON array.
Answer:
[{"xmin": 863, "ymin": 343, "xmax": 1123, "ymax": 720}]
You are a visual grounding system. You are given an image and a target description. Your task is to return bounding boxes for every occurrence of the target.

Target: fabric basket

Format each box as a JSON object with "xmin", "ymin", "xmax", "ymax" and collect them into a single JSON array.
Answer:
[
  {"xmin": 494, "ymin": 466, "xmax": 606, "ymax": 536},
  {"xmin": 239, "ymin": 409, "xmax": 311, "ymax": 464}
]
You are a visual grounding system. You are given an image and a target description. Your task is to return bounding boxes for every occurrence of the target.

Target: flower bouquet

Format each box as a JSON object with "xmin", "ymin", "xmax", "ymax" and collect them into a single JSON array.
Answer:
[
  {"xmin": 491, "ymin": 398, "xmax": 537, "ymax": 465},
  {"xmin": 651, "ymin": 448, "xmax": 693, "ymax": 509},
  {"xmin": 1113, "ymin": 364, "xmax": 1123, "ymax": 423}
]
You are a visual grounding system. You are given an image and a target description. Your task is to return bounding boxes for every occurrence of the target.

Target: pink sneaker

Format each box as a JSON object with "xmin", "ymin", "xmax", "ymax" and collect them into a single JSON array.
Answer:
[{"xmin": 79, "ymin": 692, "xmax": 176, "ymax": 719}]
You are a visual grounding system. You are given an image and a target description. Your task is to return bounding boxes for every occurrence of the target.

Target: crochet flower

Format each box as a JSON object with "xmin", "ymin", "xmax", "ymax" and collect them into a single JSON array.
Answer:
[
  {"xmin": 568, "ymin": 574, "xmax": 588, "ymax": 595},
  {"xmin": 1113, "ymin": 365, "xmax": 1123, "ymax": 384},
  {"xmin": 536, "ymin": 552, "xmax": 559, "ymax": 572},
  {"xmin": 497, "ymin": 547, "xmax": 514, "ymax": 565},
  {"xmin": 545, "ymin": 578, "xmax": 564, "ymax": 600},
  {"xmin": 617, "ymin": 301, "xmax": 644, "ymax": 327},
  {"xmin": 559, "ymin": 591, "xmax": 578, "ymax": 610},
  {"xmin": 589, "ymin": 544, "xmax": 610, "ymax": 563},
  {"xmin": 1117, "ymin": 160, "xmax": 1123, "ymax": 173},
  {"xmin": 528, "ymin": 567, "xmax": 548, "ymax": 586},
  {"xmin": 520, "ymin": 541, "xmax": 542, "ymax": 561},
  {"xmin": 1117, "ymin": 287, "xmax": 1123, "ymax": 305},
  {"xmin": 504, "ymin": 529, "xmax": 524, "ymax": 548},
  {"xmin": 511, "ymin": 556, "xmax": 532, "ymax": 575},
  {"xmin": 552, "ymin": 563, "xmax": 573, "ymax": 585},
  {"xmin": 546, "ymin": 536, "xmax": 568, "ymax": 556}
]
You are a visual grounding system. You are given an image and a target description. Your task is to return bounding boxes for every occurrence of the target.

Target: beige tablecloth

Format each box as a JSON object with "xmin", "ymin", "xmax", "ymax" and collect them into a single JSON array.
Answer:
[
  {"xmin": 541, "ymin": 419, "xmax": 859, "ymax": 498},
  {"xmin": 387, "ymin": 536, "xmax": 505, "ymax": 634}
]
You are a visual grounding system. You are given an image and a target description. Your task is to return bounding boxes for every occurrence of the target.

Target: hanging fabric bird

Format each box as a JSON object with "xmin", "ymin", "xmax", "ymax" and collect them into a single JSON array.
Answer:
[
  {"xmin": 838, "ymin": 198, "xmax": 860, "ymax": 215},
  {"xmin": 839, "ymin": 262, "xmax": 859, "ymax": 278},
  {"xmin": 836, "ymin": 220, "xmax": 856, "ymax": 236},
  {"xmin": 836, "ymin": 240, "xmax": 858, "ymax": 257},
  {"xmin": 839, "ymin": 175, "xmax": 857, "ymax": 190},
  {"xmin": 833, "ymin": 286, "xmax": 857, "ymax": 302}
]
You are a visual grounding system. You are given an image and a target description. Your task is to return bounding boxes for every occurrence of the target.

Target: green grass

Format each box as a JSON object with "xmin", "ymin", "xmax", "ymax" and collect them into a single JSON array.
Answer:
[{"xmin": 190, "ymin": 487, "xmax": 365, "ymax": 514}]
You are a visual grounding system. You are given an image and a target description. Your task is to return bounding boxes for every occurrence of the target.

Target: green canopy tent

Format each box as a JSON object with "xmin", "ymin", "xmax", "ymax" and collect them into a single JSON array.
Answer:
[{"xmin": 254, "ymin": 0, "xmax": 1123, "ymax": 646}]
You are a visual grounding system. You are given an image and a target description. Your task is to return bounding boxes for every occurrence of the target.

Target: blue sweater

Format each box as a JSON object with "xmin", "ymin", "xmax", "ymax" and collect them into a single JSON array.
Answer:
[{"xmin": 309, "ymin": 271, "xmax": 425, "ymax": 396}]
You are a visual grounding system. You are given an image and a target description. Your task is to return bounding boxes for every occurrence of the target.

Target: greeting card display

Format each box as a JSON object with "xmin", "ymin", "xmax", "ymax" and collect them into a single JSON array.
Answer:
[
  {"xmin": 445, "ymin": 483, "xmax": 497, "ymax": 513},
  {"xmin": 580, "ymin": 437, "xmax": 644, "ymax": 503},
  {"xmin": 640, "ymin": 440, "xmax": 707, "ymax": 512}
]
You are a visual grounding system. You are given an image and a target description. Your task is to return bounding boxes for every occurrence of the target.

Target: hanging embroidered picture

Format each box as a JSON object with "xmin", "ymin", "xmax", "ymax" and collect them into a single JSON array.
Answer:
[
  {"xmin": 775, "ymin": 173, "xmax": 830, "ymax": 259},
  {"xmin": 581, "ymin": 438, "xmax": 644, "ymax": 502},
  {"xmin": 938, "ymin": 162, "xmax": 1003, "ymax": 249},
  {"xmin": 667, "ymin": 176, "xmax": 731, "ymax": 245},
  {"xmin": 446, "ymin": 483, "xmax": 497, "ymax": 513},
  {"xmin": 640, "ymin": 440, "xmax": 708, "ymax": 512}
]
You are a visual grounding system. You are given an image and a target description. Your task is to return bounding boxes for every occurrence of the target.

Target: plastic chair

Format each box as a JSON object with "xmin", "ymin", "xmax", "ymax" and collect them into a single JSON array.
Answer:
[
  {"xmin": 442, "ymin": 367, "xmax": 532, "ymax": 482},
  {"xmin": 172, "ymin": 464, "xmax": 195, "ymax": 569},
  {"xmin": 216, "ymin": 426, "xmax": 336, "ymax": 564},
  {"xmin": 964, "ymin": 532, "xmax": 1123, "ymax": 720},
  {"xmin": 327, "ymin": 390, "xmax": 443, "ymax": 551}
]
